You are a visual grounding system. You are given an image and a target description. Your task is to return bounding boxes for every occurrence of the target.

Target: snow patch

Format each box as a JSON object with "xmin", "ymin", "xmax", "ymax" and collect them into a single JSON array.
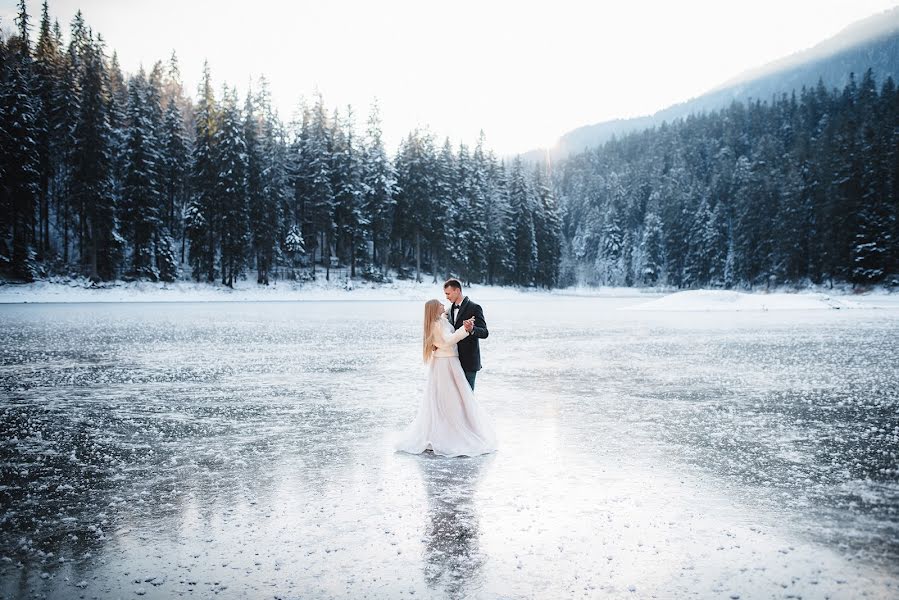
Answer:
[
  {"xmin": 625, "ymin": 290, "xmax": 866, "ymax": 311},
  {"xmin": 0, "ymin": 278, "xmax": 530, "ymax": 304}
]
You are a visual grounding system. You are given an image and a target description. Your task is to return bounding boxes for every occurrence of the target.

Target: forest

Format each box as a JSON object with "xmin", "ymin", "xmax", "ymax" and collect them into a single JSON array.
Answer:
[
  {"xmin": 2, "ymin": 1, "xmax": 896, "ymax": 290},
  {"xmin": 555, "ymin": 69, "xmax": 899, "ymax": 288},
  {"xmin": 0, "ymin": 1, "xmax": 561, "ymax": 288}
]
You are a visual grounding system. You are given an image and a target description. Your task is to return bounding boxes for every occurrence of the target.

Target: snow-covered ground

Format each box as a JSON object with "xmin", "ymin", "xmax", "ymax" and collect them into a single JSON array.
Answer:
[
  {"xmin": 626, "ymin": 289, "xmax": 870, "ymax": 311},
  {"xmin": 0, "ymin": 297, "xmax": 897, "ymax": 598},
  {"xmin": 0, "ymin": 277, "xmax": 895, "ymax": 308},
  {"xmin": 0, "ymin": 277, "xmax": 542, "ymax": 304}
]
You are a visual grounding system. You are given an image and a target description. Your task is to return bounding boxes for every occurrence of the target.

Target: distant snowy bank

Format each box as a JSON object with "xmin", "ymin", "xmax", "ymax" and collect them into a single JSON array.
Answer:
[
  {"xmin": 0, "ymin": 278, "xmax": 895, "ymax": 307},
  {"xmin": 0, "ymin": 277, "xmax": 540, "ymax": 304},
  {"xmin": 625, "ymin": 289, "xmax": 894, "ymax": 311}
]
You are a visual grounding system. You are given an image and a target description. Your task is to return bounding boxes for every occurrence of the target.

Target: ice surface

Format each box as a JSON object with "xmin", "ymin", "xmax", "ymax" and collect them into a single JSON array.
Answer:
[{"xmin": 0, "ymin": 296, "xmax": 897, "ymax": 598}]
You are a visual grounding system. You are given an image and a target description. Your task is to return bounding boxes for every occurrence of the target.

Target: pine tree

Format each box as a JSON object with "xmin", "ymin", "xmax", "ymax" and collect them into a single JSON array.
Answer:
[
  {"xmin": 106, "ymin": 52, "xmax": 128, "ymax": 202},
  {"xmin": 640, "ymin": 211, "xmax": 664, "ymax": 285},
  {"xmin": 508, "ymin": 157, "xmax": 537, "ymax": 286},
  {"xmin": 0, "ymin": 35, "xmax": 7, "ymax": 265},
  {"xmin": 286, "ymin": 102, "xmax": 317, "ymax": 276},
  {"xmin": 161, "ymin": 95, "xmax": 189, "ymax": 255},
  {"xmin": 0, "ymin": 1, "xmax": 40, "ymax": 280},
  {"xmin": 215, "ymin": 86, "xmax": 249, "ymax": 287},
  {"xmin": 32, "ymin": 0, "xmax": 61, "ymax": 261},
  {"xmin": 684, "ymin": 197, "xmax": 713, "ymax": 286},
  {"xmin": 300, "ymin": 93, "xmax": 336, "ymax": 278},
  {"xmin": 532, "ymin": 163, "xmax": 562, "ymax": 288},
  {"xmin": 261, "ymin": 82, "xmax": 288, "ymax": 283},
  {"xmin": 453, "ymin": 142, "xmax": 474, "ymax": 278},
  {"xmin": 851, "ymin": 70, "xmax": 891, "ymax": 284},
  {"xmin": 597, "ymin": 209, "xmax": 624, "ymax": 285},
  {"xmin": 121, "ymin": 69, "xmax": 162, "ymax": 279},
  {"xmin": 332, "ymin": 106, "xmax": 367, "ymax": 278},
  {"xmin": 71, "ymin": 35, "xmax": 121, "ymax": 281},
  {"xmin": 430, "ymin": 138, "xmax": 455, "ymax": 279},
  {"xmin": 245, "ymin": 80, "xmax": 284, "ymax": 285},
  {"xmin": 394, "ymin": 130, "xmax": 437, "ymax": 282},
  {"xmin": 145, "ymin": 61, "xmax": 165, "ymax": 141},
  {"xmin": 465, "ymin": 132, "xmax": 490, "ymax": 282},
  {"xmin": 729, "ymin": 155, "xmax": 761, "ymax": 286},
  {"xmin": 360, "ymin": 101, "xmax": 396, "ymax": 276},
  {"xmin": 829, "ymin": 73, "xmax": 863, "ymax": 282},
  {"xmin": 158, "ymin": 50, "xmax": 191, "ymax": 267},
  {"xmin": 186, "ymin": 61, "xmax": 218, "ymax": 282},
  {"xmin": 484, "ymin": 154, "xmax": 512, "ymax": 285},
  {"xmin": 883, "ymin": 77, "xmax": 899, "ymax": 280},
  {"xmin": 55, "ymin": 12, "xmax": 86, "ymax": 266},
  {"xmin": 703, "ymin": 201, "xmax": 728, "ymax": 286},
  {"xmin": 244, "ymin": 88, "xmax": 264, "ymax": 281}
]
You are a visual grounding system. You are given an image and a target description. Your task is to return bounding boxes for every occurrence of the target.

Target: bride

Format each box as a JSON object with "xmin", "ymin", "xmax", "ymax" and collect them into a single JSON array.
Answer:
[{"xmin": 395, "ymin": 299, "xmax": 497, "ymax": 457}]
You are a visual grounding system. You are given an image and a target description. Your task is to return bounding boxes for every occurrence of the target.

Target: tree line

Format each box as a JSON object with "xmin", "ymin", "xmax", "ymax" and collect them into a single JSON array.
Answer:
[
  {"xmin": 554, "ymin": 70, "xmax": 898, "ymax": 288},
  {"xmin": 5, "ymin": 1, "xmax": 895, "ymax": 291},
  {"xmin": 0, "ymin": 1, "xmax": 562, "ymax": 288}
]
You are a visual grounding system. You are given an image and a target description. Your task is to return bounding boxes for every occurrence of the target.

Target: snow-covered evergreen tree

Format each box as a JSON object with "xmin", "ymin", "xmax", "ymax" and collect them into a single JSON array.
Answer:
[
  {"xmin": 299, "ymin": 93, "xmax": 336, "ymax": 278},
  {"xmin": 484, "ymin": 153, "xmax": 512, "ymax": 285},
  {"xmin": 464, "ymin": 133, "xmax": 490, "ymax": 282},
  {"xmin": 121, "ymin": 69, "xmax": 163, "ymax": 279},
  {"xmin": 71, "ymin": 34, "xmax": 121, "ymax": 281},
  {"xmin": 508, "ymin": 157, "xmax": 537, "ymax": 286},
  {"xmin": 32, "ymin": 0, "xmax": 63, "ymax": 261},
  {"xmin": 245, "ymin": 79, "xmax": 285, "ymax": 285},
  {"xmin": 0, "ymin": 1, "xmax": 40, "ymax": 280},
  {"xmin": 161, "ymin": 94, "xmax": 189, "ymax": 256},
  {"xmin": 360, "ymin": 101, "xmax": 396, "ymax": 275},
  {"xmin": 597, "ymin": 209, "xmax": 624, "ymax": 286},
  {"xmin": 215, "ymin": 86, "xmax": 249, "ymax": 288},
  {"xmin": 532, "ymin": 163, "xmax": 562, "ymax": 288},
  {"xmin": 452, "ymin": 142, "xmax": 475, "ymax": 278},
  {"xmin": 332, "ymin": 106, "xmax": 367, "ymax": 278},
  {"xmin": 429, "ymin": 137, "xmax": 455, "ymax": 279},
  {"xmin": 684, "ymin": 197, "xmax": 713, "ymax": 287},
  {"xmin": 392, "ymin": 130, "xmax": 433, "ymax": 281},
  {"xmin": 640, "ymin": 211, "xmax": 665, "ymax": 285},
  {"xmin": 186, "ymin": 61, "xmax": 218, "ymax": 282}
]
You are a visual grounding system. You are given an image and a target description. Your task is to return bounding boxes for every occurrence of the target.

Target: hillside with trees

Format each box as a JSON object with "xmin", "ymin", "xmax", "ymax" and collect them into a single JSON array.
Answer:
[{"xmin": 554, "ymin": 72, "xmax": 898, "ymax": 288}]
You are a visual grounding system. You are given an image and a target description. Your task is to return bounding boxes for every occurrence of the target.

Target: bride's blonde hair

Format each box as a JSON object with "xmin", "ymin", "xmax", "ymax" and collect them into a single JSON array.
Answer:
[{"xmin": 422, "ymin": 299, "xmax": 445, "ymax": 362}]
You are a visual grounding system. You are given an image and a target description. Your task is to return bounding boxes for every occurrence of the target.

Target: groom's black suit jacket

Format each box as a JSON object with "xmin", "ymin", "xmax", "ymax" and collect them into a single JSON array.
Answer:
[{"xmin": 451, "ymin": 296, "xmax": 488, "ymax": 372}]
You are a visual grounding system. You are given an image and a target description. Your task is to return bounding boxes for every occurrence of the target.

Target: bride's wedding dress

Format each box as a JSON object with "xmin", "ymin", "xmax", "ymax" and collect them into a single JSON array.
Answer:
[{"xmin": 396, "ymin": 314, "xmax": 497, "ymax": 457}]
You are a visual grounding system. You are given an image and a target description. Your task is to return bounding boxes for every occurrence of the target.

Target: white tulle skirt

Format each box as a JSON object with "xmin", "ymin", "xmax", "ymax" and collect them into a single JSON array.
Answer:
[{"xmin": 395, "ymin": 356, "xmax": 497, "ymax": 457}]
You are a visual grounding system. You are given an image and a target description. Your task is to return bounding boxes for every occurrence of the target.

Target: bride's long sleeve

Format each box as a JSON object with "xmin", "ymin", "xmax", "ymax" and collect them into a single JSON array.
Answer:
[{"xmin": 432, "ymin": 321, "xmax": 470, "ymax": 349}]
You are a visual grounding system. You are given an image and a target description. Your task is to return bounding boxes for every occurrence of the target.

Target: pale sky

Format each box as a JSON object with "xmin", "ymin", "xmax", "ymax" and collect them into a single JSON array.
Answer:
[{"xmin": 2, "ymin": 0, "xmax": 898, "ymax": 155}]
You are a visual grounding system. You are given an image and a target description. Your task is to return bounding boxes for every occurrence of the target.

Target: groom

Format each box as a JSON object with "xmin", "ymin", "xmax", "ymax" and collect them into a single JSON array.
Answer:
[{"xmin": 443, "ymin": 278, "xmax": 488, "ymax": 390}]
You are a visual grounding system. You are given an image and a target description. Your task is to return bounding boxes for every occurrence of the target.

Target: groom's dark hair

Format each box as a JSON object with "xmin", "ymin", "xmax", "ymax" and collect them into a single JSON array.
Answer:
[{"xmin": 443, "ymin": 278, "xmax": 462, "ymax": 290}]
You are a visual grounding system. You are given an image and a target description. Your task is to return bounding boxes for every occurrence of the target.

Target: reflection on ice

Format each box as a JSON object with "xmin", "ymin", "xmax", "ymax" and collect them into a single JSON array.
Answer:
[{"xmin": 414, "ymin": 453, "xmax": 493, "ymax": 598}]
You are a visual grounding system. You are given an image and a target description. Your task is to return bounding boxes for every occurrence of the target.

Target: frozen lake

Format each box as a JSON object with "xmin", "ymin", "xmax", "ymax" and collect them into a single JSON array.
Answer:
[{"xmin": 1, "ymin": 294, "xmax": 897, "ymax": 599}]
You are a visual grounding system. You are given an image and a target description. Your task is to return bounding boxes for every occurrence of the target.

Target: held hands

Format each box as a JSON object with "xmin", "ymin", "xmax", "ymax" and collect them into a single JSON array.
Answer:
[{"xmin": 463, "ymin": 317, "xmax": 475, "ymax": 333}]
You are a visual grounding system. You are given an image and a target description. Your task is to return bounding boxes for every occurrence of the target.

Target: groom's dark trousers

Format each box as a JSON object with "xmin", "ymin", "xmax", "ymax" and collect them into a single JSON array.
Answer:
[{"xmin": 464, "ymin": 371, "xmax": 477, "ymax": 390}]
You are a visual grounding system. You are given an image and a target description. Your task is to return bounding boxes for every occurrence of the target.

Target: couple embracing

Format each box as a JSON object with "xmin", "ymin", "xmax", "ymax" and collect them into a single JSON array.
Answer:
[{"xmin": 395, "ymin": 278, "xmax": 498, "ymax": 457}]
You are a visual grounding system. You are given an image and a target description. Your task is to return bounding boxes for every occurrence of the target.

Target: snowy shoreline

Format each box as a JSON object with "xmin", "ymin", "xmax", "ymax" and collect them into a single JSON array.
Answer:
[{"xmin": 0, "ymin": 278, "xmax": 895, "ymax": 308}]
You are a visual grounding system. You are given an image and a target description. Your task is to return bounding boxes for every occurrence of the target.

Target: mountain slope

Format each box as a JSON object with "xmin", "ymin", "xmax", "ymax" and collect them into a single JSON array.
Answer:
[{"xmin": 524, "ymin": 7, "xmax": 899, "ymax": 163}]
